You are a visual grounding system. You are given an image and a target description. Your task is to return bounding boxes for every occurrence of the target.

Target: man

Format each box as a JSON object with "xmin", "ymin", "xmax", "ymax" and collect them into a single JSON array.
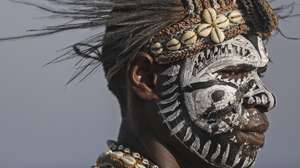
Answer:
[
  {"xmin": 91, "ymin": 0, "xmax": 278, "ymax": 168},
  {"xmin": 1, "ymin": 0, "xmax": 280, "ymax": 168}
]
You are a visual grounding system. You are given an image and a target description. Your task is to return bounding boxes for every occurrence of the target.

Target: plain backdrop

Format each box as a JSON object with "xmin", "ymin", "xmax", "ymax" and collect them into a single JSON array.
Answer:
[{"xmin": 0, "ymin": 1, "xmax": 299, "ymax": 168}]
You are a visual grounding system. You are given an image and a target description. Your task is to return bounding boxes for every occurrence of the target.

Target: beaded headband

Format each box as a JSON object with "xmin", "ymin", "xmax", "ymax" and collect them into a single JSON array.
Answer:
[{"xmin": 146, "ymin": 0, "xmax": 278, "ymax": 64}]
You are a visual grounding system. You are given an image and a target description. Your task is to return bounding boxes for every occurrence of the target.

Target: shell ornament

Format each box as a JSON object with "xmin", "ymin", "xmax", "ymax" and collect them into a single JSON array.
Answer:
[
  {"xmin": 197, "ymin": 8, "xmax": 230, "ymax": 43},
  {"xmin": 150, "ymin": 8, "xmax": 245, "ymax": 57}
]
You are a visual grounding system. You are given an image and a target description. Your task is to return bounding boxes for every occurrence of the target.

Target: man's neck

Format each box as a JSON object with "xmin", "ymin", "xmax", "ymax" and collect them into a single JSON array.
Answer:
[
  {"xmin": 117, "ymin": 120, "xmax": 181, "ymax": 168},
  {"xmin": 123, "ymin": 91, "xmax": 217, "ymax": 168}
]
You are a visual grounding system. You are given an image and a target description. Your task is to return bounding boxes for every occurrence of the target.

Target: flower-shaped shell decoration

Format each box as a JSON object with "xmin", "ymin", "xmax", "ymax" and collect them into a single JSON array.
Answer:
[
  {"xmin": 149, "ymin": 8, "xmax": 245, "ymax": 56},
  {"xmin": 197, "ymin": 8, "xmax": 230, "ymax": 43}
]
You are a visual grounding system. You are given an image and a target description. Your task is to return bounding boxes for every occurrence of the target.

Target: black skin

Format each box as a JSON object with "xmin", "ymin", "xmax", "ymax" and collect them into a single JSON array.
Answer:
[{"xmin": 116, "ymin": 52, "xmax": 269, "ymax": 168}]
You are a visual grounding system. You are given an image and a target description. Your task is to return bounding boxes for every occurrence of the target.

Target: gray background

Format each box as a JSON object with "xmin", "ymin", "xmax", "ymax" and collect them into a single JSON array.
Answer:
[{"xmin": 0, "ymin": 1, "xmax": 299, "ymax": 168}]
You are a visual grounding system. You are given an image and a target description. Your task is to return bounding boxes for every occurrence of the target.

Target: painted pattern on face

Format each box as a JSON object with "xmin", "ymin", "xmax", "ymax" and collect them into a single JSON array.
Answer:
[{"xmin": 156, "ymin": 35, "xmax": 276, "ymax": 168}]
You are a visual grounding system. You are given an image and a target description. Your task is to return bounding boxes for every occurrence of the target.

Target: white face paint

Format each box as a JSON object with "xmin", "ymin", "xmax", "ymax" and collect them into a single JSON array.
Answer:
[{"xmin": 156, "ymin": 35, "xmax": 276, "ymax": 168}]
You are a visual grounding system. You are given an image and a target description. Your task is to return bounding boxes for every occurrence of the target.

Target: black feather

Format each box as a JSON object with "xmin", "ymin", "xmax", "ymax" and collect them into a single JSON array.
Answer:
[{"xmin": 0, "ymin": 0, "xmax": 298, "ymax": 83}]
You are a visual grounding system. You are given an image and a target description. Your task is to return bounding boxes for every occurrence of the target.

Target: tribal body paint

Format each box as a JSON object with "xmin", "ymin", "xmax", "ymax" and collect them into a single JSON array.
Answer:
[{"xmin": 156, "ymin": 35, "xmax": 276, "ymax": 168}]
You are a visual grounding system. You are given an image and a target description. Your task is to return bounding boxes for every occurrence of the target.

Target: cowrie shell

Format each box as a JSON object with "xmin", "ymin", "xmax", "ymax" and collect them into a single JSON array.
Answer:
[
  {"xmin": 108, "ymin": 142, "xmax": 117, "ymax": 150},
  {"xmin": 181, "ymin": 31, "xmax": 197, "ymax": 46},
  {"xmin": 142, "ymin": 159, "xmax": 149, "ymax": 165},
  {"xmin": 228, "ymin": 10, "xmax": 243, "ymax": 24},
  {"xmin": 150, "ymin": 42, "xmax": 163, "ymax": 55},
  {"xmin": 124, "ymin": 148, "xmax": 130, "ymax": 153},
  {"xmin": 132, "ymin": 152, "xmax": 141, "ymax": 159},
  {"xmin": 106, "ymin": 150, "xmax": 112, "ymax": 155},
  {"xmin": 166, "ymin": 38, "xmax": 181, "ymax": 51},
  {"xmin": 216, "ymin": 14, "xmax": 230, "ymax": 29},
  {"xmin": 121, "ymin": 155, "xmax": 136, "ymax": 166},
  {"xmin": 109, "ymin": 151, "xmax": 124, "ymax": 159},
  {"xmin": 202, "ymin": 8, "xmax": 217, "ymax": 24},
  {"xmin": 118, "ymin": 145, "xmax": 124, "ymax": 150},
  {"xmin": 197, "ymin": 23, "xmax": 213, "ymax": 37},
  {"xmin": 211, "ymin": 27, "xmax": 225, "ymax": 43},
  {"xmin": 135, "ymin": 164, "xmax": 146, "ymax": 168}
]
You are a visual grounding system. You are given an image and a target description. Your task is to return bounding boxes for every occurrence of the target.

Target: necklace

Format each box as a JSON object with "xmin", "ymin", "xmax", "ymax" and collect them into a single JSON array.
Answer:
[{"xmin": 93, "ymin": 140, "xmax": 159, "ymax": 168}]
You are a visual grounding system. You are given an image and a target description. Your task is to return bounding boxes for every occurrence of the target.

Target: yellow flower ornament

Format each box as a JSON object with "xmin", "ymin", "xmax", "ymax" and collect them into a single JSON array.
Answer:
[
  {"xmin": 149, "ymin": 7, "xmax": 246, "ymax": 62},
  {"xmin": 197, "ymin": 8, "xmax": 230, "ymax": 43}
]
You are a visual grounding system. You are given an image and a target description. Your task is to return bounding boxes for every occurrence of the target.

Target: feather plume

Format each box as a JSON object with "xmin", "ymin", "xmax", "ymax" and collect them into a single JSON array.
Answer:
[
  {"xmin": 0, "ymin": 0, "xmax": 298, "ymax": 83},
  {"xmin": 0, "ymin": 0, "xmax": 185, "ymax": 83}
]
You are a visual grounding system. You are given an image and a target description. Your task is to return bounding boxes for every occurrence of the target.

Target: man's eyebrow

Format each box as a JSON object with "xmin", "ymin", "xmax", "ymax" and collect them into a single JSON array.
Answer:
[
  {"xmin": 216, "ymin": 64, "xmax": 256, "ymax": 73},
  {"xmin": 182, "ymin": 80, "xmax": 238, "ymax": 93}
]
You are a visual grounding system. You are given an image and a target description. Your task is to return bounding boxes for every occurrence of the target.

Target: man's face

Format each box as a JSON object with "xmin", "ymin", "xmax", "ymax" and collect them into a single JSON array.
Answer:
[{"xmin": 155, "ymin": 35, "xmax": 276, "ymax": 168}]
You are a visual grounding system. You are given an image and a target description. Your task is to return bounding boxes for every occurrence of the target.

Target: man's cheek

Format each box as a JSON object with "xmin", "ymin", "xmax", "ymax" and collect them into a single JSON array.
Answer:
[{"xmin": 190, "ymin": 85, "xmax": 238, "ymax": 116}]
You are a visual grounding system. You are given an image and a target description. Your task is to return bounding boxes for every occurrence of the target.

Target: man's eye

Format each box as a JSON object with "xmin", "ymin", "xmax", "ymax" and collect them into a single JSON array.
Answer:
[
  {"xmin": 215, "ymin": 65, "xmax": 254, "ymax": 80},
  {"xmin": 216, "ymin": 70, "xmax": 249, "ymax": 80}
]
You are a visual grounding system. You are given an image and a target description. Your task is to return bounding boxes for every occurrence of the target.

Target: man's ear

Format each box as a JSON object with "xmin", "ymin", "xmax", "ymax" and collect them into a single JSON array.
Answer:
[{"xmin": 129, "ymin": 52, "xmax": 159, "ymax": 101}]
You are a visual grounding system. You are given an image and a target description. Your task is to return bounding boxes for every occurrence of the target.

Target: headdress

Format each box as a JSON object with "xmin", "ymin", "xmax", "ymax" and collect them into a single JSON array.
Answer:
[
  {"xmin": 105, "ymin": 0, "xmax": 279, "ymax": 81},
  {"xmin": 0, "ymin": 0, "xmax": 282, "ymax": 82}
]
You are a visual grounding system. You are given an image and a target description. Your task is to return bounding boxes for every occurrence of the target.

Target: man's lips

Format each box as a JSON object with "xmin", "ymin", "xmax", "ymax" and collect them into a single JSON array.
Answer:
[
  {"xmin": 235, "ymin": 108, "xmax": 269, "ymax": 147},
  {"xmin": 235, "ymin": 131, "xmax": 265, "ymax": 147}
]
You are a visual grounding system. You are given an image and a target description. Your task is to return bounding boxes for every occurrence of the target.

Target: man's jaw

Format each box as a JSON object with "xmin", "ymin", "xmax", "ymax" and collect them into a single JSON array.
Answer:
[
  {"xmin": 234, "ymin": 107, "xmax": 269, "ymax": 147},
  {"xmin": 189, "ymin": 106, "xmax": 269, "ymax": 167}
]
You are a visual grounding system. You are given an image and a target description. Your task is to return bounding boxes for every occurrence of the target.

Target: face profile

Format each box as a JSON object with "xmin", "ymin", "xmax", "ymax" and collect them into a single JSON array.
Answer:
[
  {"xmin": 155, "ymin": 35, "xmax": 276, "ymax": 167},
  {"xmin": 2, "ymin": 0, "xmax": 293, "ymax": 168}
]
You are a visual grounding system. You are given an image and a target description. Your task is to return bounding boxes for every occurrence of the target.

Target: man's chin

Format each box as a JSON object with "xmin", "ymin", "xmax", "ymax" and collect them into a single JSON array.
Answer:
[
  {"xmin": 189, "ymin": 130, "xmax": 259, "ymax": 168},
  {"xmin": 203, "ymin": 141, "xmax": 258, "ymax": 168}
]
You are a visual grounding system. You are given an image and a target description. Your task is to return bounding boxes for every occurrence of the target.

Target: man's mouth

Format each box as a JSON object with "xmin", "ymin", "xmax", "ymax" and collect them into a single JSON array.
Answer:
[
  {"xmin": 234, "ymin": 108, "xmax": 269, "ymax": 147},
  {"xmin": 235, "ymin": 131, "xmax": 265, "ymax": 147}
]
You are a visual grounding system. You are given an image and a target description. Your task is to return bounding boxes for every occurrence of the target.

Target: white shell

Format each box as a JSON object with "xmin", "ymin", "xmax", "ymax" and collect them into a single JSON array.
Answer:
[
  {"xmin": 132, "ymin": 152, "xmax": 141, "ymax": 159},
  {"xmin": 124, "ymin": 148, "xmax": 130, "ymax": 153},
  {"xmin": 109, "ymin": 151, "xmax": 124, "ymax": 159},
  {"xmin": 228, "ymin": 10, "xmax": 243, "ymax": 24},
  {"xmin": 150, "ymin": 42, "xmax": 163, "ymax": 55},
  {"xmin": 202, "ymin": 8, "xmax": 217, "ymax": 24},
  {"xmin": 135, "ymin": 164, "xmax": 146, "ymax": 168},
  {"xmin": 181, "ymin": 31, "xmax": 197, "ymax": 46},
  {"xmin": 142, "ymin": 159, "xmax": 149, "ymax": 165},
  {"xmin": 197, "ymin": 23, "xmax": 213, "ymax": 37},
  {"xmin": 121, "ymin": 155, "xmax": 136, "ymax": 166},
  {"xmin": 216, "ymin": 14, "xmax": 230, "ymax": 29},
  {"xmin": 211, "ymin": 27, "xmax": 225, "ymax": 43},
  {"xmin": 166, "ymin": 38, "xmax": 181, "ymax": 51},
  {"xmin": 118, "ymin": 145, "xmax": 124, "ymax": 150}
]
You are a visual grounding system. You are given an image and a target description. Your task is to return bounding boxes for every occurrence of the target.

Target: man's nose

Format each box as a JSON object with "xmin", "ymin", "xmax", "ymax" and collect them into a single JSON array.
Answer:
[{"xmin": 243, "ymin": 79, "xmax": 276, "ymax": 112}]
